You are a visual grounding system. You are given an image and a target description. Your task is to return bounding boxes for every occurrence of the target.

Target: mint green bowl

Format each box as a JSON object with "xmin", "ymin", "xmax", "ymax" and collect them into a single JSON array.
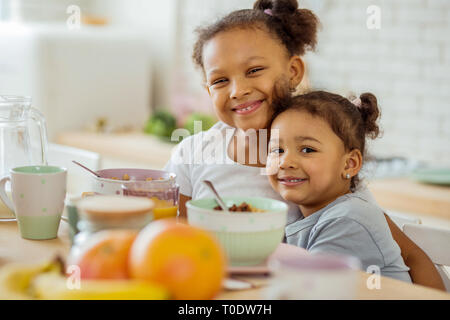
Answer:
[
  {"xmin": 186, "ymin": 197, "xmax": 288, "ymax": 266},
  {"xmin": 410, "ymin": 168, "xmax": 450, "ymax": 186}
]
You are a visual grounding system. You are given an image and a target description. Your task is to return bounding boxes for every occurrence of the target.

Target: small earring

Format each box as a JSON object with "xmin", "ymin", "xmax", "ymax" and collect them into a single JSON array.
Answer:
[{"xmin": 345, "ymin": 173, "xmax": 351, "ymax": 179}]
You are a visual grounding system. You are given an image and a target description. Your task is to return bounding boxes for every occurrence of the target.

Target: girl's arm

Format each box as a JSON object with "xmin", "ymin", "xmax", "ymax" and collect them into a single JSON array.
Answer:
[
  {"xmin": 384, "ymin": 214, "xmax": 445, "ymax": 291},
  {"xmin": 307, "ymin": 216, "xmax": 413, "ymax": 283}
]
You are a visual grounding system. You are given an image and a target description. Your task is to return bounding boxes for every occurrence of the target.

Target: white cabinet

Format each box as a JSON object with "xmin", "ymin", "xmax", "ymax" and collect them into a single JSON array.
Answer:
[{"xmin": 0, "ymin": 22, "xmax": 152, "ymax": 140}]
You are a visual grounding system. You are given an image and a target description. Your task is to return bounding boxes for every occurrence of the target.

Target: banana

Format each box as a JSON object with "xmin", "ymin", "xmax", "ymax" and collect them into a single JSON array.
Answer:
[
  {"xmin": 31, "ymin": 273, "xmax": 170, "ymax": 300},
  {"xmin": 0, "ymin": 256, "xmax": 170, "ymax": 300},
  {"xmin": 0, "ymin": 258, "xmax": 62, "ymax": 300}
]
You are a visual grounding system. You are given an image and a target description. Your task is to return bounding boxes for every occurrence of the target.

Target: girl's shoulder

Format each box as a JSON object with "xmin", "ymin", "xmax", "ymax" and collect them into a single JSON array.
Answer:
[
  {"xmin": 210, "ymin": 121, "xmax": 234, "ymax": 131},
  {"xmin": 169, "ymin": 121, "xmax": 235, "ymax": 165},
  {"xmin": 318, "ymin": 189, "xmax": 385, "ymax": 227},
  {"xmin": 176, "ymin": 121, "xmax": 233, "ymax": 147}
]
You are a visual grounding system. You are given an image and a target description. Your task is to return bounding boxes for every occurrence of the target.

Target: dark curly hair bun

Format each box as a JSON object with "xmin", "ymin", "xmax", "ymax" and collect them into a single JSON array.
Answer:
[
  {"xmin": 192, "ymin": 0, "xmax": 319, "ymax": 69},
  {"xmin": 254, "ymin": 0, "xmax": 298, "ymax": 14},
  {"xmin": 359, "ymin": 93, "xmax": 380, "ymax": 139},
  {"xmin": 253, "ymin": 0, "xmax": 319, "ymax": 55}
]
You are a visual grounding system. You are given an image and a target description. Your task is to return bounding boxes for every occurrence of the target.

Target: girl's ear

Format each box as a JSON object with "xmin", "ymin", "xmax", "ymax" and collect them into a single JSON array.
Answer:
[
  {"xmin": 288, "ymin": 56, "xmax": 305, "ymax": 89},
  {"xmin": 342, "ymin": 149, "xmax": 363, "ymax": 179}
]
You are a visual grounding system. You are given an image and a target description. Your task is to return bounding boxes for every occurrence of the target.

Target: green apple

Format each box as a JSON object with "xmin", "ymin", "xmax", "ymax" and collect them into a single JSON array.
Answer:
[
  {"xmin": 184, "ymin": 113, "xmax": 217, "ymax": 135},
  {"xmin": 144, "ymin": 110, "xmax": 177, "ymax": 139}
]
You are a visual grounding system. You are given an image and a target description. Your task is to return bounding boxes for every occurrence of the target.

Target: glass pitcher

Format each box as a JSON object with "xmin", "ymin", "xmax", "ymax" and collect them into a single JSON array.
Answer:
[{"xmin": 0, "ymin": 95, "xmax": 49, "ymax": 221}]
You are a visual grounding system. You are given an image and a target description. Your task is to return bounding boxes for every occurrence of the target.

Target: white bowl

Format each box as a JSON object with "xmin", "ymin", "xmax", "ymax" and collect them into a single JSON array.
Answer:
[{"xmin": 186, "ymin": 196, "xmax": 288, "ymax": 266}]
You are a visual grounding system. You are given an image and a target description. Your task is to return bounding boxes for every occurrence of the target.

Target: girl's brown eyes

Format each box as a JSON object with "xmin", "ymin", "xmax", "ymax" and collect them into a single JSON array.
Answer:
[
  {"xmin": 248, "ymin": 67, "xmax": 264, "ymax": 75},
  {"xmin": 269, "ymin": 148, "xmax": 283, "ymax": 154},
  {"xmin": 209, "ymin": 68, "xmax": 265, "ymax": 86},
  {"xmin": 300, "ymin": 147, "xmax": 316, "ymax": 153},
  {"xmin": 270, "ymin": 147, "xmax": 315, "ymax": 154},
  {"xmin": 210, "ymin": 78, "xmax": 228, "ymax": 86}
]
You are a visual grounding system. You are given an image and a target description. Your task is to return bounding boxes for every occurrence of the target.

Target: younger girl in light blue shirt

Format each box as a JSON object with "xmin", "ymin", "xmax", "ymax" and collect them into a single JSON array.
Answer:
[{"xmin": 267, "ymin": 91, "xmax": 411, "ymax": 282}]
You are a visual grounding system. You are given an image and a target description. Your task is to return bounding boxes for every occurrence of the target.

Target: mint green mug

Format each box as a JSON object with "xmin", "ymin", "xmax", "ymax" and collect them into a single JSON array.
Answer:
[{"xmin": 0, "ymin": 166, "xmax": 67, "ymax": 240}]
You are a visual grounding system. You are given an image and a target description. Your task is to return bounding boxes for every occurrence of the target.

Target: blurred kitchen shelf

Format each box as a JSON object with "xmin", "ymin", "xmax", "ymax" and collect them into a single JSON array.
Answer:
[
  {"xmin": 56, "ymin": 131, "xmax": 176, "ymax": 170},
  {"xmin": 363, "ymin": 157, "xmax": 423, "ymax": 179}
]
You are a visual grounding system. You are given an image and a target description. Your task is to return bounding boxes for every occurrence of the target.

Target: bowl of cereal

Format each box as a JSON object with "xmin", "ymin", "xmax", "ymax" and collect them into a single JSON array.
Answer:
[
  {"xmin": 91, "ymin": 168, "xmax": 175, "ymax": 195},
  {"xmin": 186, "ymin": 197, "xmax": 288, "ymax": 266},
  {"xmin": 90, "ymin": 168, "xmax": 179, "ymax": 220}
]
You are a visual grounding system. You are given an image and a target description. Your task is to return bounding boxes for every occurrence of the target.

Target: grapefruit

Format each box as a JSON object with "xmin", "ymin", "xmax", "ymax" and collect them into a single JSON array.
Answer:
[
  {"xmin": 128, "ymin": 219, "xmax": 226, "ymax": 300},
  {"xmin": 68, "ymin": 230, "xmax": 138, "ymax": 280}
]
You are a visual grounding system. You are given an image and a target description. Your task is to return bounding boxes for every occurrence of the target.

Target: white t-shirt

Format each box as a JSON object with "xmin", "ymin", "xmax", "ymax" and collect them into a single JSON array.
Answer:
[{"xmin": 163, "ymin": 121, "xmax": 302, "ymax": 224}]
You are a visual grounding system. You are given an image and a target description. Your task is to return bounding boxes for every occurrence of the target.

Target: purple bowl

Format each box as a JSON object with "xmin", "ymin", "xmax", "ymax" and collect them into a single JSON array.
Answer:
[
  {"xmin": 90, "ymin": 168, "xmax": 176, "ymax": 196},
  {"xmin": 96, "ymin": 168, "xmax": 175, "ymax": 181},
  {"xmin": 269, "ymin": 253, "xmax": 361, "ymax": 271}
]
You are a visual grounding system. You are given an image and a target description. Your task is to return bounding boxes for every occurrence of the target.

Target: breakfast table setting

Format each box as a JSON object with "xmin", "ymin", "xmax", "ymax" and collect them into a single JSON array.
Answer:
[
  {"xmin": 1, "ymin": 213, "xmax": 449, "ymax": 300},
  {"xmin": 0, "ymin": 163, "xmax": 449, "ymax": 300}
]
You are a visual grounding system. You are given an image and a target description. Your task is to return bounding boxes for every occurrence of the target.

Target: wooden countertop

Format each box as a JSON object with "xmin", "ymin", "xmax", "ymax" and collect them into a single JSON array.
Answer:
[
  {"xmin": 0, "ymin": 221, "xmax": 70, "ymax": 266},
  {"xmin": 367, "ymin": 178, "xmax": 450, "ymax": 221},
  {"xmin": 0, "ymin": 221, "xmax": 449, "ymax": 300},
  {"xmin": 56, "ymin": 131, "xmax": 450, "ymax": 221},
  {"xmin": 220, "ymin": 273, "xmax": 450, "ymax": 300},
  {"xmin": 56, "ymin": 131, "xmax": 176, "ymax": 169}
]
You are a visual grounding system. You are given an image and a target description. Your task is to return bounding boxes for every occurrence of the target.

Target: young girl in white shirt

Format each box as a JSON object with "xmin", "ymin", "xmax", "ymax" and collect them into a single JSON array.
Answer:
[{"xmin": 165, "ymin": 0, "xmax": 320, "ymax": 222}]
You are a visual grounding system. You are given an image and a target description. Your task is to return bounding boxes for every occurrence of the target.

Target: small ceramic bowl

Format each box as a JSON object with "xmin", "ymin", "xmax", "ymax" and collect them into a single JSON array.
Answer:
[
  {"xmin": 266, "ymin": 254, "xmax": 361, "ymax": 300},
  {"xmin": 90, "ymin": 168, "xmax": 176, "ymax": 196},
  {"xmin": 186, "ymin": 197, "xmax": 288, "ymax": 266}
]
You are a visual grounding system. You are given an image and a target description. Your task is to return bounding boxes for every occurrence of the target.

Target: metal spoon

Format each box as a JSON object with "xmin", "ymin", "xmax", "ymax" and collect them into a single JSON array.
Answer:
[
  {"xmin": 72, "ymin": 160, "xmax": 101, "ymax": 178},
  {"xmin": 203, "ymin": 180, "xmax": 229, "ymax": 212}
]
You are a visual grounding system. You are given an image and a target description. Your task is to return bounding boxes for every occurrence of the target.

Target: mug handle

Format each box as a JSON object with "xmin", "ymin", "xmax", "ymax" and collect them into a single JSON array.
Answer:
[
  {"xmin": 0, "ymin": 176, "xmax": 16, "ymax": 222},
  {"xmin": 30, "ymin": 108, "xmax": 49, "ymax": 166}
]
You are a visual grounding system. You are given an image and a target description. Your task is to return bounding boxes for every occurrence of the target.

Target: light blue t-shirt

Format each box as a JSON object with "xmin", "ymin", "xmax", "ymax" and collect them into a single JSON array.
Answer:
[{"xmin": 285, "ymin": 190, "xmax": 412, "ymax": 283}]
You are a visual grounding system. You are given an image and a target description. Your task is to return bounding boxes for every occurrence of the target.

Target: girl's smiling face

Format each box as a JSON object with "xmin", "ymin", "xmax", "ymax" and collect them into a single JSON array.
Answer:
[
  {"xmin": 268, "ymin": 109, "xmax": 353, "ymax": 216},
  {"xmin": 202, "ymin": 27, "xmax": 304, "ymax": 131}
]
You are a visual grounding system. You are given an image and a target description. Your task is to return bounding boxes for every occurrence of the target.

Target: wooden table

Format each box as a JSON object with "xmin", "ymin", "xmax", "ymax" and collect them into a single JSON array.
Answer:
[
  {"xmin": 367, "ymin": 178, "xmax": 450, "ymax": 221},
  {"xmin": 0, "ymin": 220, "xmax": 449, "ymax": 300}
]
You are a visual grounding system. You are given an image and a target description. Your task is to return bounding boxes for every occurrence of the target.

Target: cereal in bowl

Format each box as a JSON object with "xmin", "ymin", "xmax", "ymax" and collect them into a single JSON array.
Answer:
[{"xmin": 213, "ymin": 202, "xmax": 264, "ymax": 213}]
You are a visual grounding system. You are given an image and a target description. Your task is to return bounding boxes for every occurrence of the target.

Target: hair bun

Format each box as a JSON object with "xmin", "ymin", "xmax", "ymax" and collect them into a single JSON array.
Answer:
[
  {"xmin": 358, "ymin": 93, "xmax": 380, "ymax": 139},
  {"xmin": 254, "ymin": 0, "xmax": 319, "ymax": 56},
  {"xmin": 254, "ymin": 0, "xmax": 298, "ymax": 15}
]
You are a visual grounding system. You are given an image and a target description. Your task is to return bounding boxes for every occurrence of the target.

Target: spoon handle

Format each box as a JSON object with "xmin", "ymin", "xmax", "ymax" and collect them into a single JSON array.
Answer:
[
  {"xmin": 203, "ymin": 180, "xmax": 229, "ymax": 212},
  {"xmin": 72, "ymin": 160, "xmax": 101, "ymax": 178}
]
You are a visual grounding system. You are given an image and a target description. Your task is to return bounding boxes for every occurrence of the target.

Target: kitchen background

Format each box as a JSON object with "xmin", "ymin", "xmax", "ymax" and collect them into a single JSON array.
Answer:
[
  {"xmin": 0, "ymin": 0, "xmax": 449, "ymax": 168},
  {"xmin": 1, "ymin": 0, "xmax": 449, "ymax": 282}
]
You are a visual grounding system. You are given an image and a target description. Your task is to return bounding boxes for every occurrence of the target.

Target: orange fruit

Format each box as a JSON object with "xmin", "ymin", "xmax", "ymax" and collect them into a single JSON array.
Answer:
[
  {"xmin": 68, "ymin": 229, "xmax": 138, "ymax": 280},
  {"xmin": 128, "ymin": 219, "xmax": 227, "ymax": 300}
]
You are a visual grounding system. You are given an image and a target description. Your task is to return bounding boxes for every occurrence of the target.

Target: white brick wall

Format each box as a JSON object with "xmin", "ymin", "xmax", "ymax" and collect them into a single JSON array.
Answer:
[
  {"xmin": 176, "ymin": 0, "xmax": 450, "ymax": 167},
  {"xmin": 304, "ymin": 0, "xmax": 450, "ymax": 166}
]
